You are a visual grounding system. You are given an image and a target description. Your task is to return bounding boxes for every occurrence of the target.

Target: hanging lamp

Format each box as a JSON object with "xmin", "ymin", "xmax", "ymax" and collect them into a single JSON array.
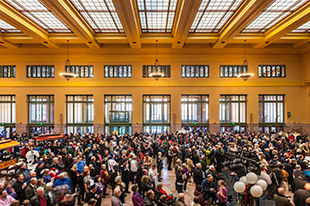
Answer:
[
  {"xmin": 60, "ymin": 40, "xmax": 76, "ymax": 81},
  {"xmin": 149, "ymin": 40, "xmax": 164, "ymax": 81},
  {"xmin": 237, "ymin": 40, "xmax": 254, "ymax": 81}
]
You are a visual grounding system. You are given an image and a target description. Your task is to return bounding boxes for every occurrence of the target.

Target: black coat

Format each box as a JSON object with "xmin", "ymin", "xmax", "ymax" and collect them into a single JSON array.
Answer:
[
  {"xmin": 193, "ymin": 168, "xmax": 203, "ymax": 185},
  {"xmin": 294, "ymin": 189, "xmax": 310, "ymax": 206},
  {"xmin": 13, "ymin": 179, "xmax": 25, "ymax": 202}
]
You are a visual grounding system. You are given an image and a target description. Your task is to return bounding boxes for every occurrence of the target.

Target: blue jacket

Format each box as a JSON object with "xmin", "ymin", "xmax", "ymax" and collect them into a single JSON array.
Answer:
[
  {"xmin": 76, "ymin": 161, "xmax": 85, "ymax": 173},
  {"xmin": 202, "ymin": 179, "xmax": 214, "ymax": 193},
  {"xmin": 53, "ymin": 177, "xmax": 72, "ymax": 191}
]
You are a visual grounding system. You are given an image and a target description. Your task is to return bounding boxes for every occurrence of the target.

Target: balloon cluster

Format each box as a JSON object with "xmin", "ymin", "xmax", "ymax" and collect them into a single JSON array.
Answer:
[{"xmin": 233, "ymin": 172, "xmax": 267, "ymax": 198}]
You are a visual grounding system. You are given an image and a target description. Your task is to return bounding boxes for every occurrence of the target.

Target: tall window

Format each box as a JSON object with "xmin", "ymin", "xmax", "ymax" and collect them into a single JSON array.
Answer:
[
  {"xmin": 259, "ymin": 95, "xmax": 284, "ymax": 133},
  {"xmin": 0, "ymin": 66, "xmax": 15, "ymax": 78},
  {"xmin": 181, "ymin": 65, "xmax": 209, "ymax": 78},
  {"xmin": 220, "ymin": 65, "xmax": 247, "ymax": 78},
  {"xmin": 143, "ymin": 65, "xmax": 170, "ymax": 78},
  {"xmin": 28, "ymin": 95, "xmax": 54, "ymax": 134},
  {"xmin": 181, "ymin": 95, "xmax": 209, "ymax": 131},
  {"xmin": 220, "ymin": 95, "xmax": 247, "ymax": 132},
  {"xmin": 0, "ymin": 95, "xmax": 16, "ymax": 138},
  {"xmin": 65, "ymin": 65, "xmax": 93, "ymax": 78},
  {"xmin": 104, "ymin": 65, "xmax": 132, "ymax": 78},
  {"xmin": 258, "ymin": 65, "xmax": 285, "ymax": 78},
  {"xmin": 27, "ymin": 65, "xmax": 54, "ymax": 78},
  {"xmin": 143, "ymin": 95, "xmax": 170, "ymax": 133},
  {"xmin": 105, "ymin": 95, "xmax": 132, "ymax": 135},
  {"xmin": 66, "ymin": 95, "xmax": 94, "ymax": 134}
]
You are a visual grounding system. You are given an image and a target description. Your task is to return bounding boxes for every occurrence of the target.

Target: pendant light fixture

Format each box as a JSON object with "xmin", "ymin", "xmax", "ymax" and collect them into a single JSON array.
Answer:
[
  {"xmin": 237, "ymin": 40, "xmax": 254, "ymax": 81},
  {"xmin": 60, "ymin": 40, "xmax": 76, "ymax": 81},
  {"xmin": 149, "ymin": 40, "xmax": 164, "ymax": 81}
]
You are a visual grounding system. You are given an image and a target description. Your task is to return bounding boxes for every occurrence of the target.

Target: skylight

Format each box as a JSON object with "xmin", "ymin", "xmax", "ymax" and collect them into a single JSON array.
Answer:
[
  {"xmin": 137, "ymin": 0, "xmax": 179, "ymax": 33},
  {"xmin": 4, "ymin": 0, "xmax": 71, "ymax": 33},
  {"xmin": 242, "ymin": 0, "xmax": 308, "ymax": 33},
  {"xmin": 0, "ymin": 19, "xmax": 21, "ymax": 33},
  {"xmin": 291, "ymin": 20, "xmax": 310, "ymax": 33},
  {"xmin": 190, "ymin": 0, "xmax": 245, "ymax": 33},
  {"xmin": 69, "ymin": 0, "xmax": 124, "ymax": 33}
]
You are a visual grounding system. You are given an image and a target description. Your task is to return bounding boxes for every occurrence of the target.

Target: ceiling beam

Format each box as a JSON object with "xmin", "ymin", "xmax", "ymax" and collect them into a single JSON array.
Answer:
[
  {"xmin": 112, "ymin": 0, "xmax": 141, "ymax": 49},
  {"xmin": 172, "ymin": 0, "xmax": 202, "ymax": 48},
  {"xmin": 40, "ymin": 0, "xmax": 100, "ymax": 49},
  {"xmin": 254, "ymin": 1, "xmax": 310, "ymax": 49},
  {"xmin": 213, "ymin": 0, "xmax": 274, "ymax": 49},
  {"xmin": 0, "ymin": 32, "xmax": 19, "ymax": 49},
  {"xmin": 0, "ymin": 1, "xmax": 58, "ymax": 49}
]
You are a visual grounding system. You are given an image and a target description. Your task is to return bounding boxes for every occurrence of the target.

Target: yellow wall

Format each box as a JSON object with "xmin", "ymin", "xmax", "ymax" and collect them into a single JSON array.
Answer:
[{"xmin": 0, "ymin": 47, "xmax": 307, "ymax": 134}]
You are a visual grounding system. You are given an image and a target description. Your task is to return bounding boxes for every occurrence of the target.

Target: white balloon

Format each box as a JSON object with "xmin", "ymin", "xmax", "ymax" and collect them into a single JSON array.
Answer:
[
  {"xmin": 234, "ymin": 181, "xmax": 246, "ymax": 193},
  {"xmin": 246, "ymin": 172, "xmax": 258, "ymax": 184},
  {"xmin": 240, "ymin": 176, "xmax": 248, "ymax": 185},
  {"xmin": 256, "ymin": 180, "xmax": 268, "ymax": 191},
  {"xmin": 250, "ymin": 185, "xmax": 263, "ymax": 197}
]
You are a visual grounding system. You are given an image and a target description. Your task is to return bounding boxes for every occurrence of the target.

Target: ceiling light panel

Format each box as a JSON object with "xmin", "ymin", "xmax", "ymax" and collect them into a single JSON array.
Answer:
[
  {"xmin": 4, "ymin": 0, "xmax": 71, "ymax": 33},
  {"xmin": 0, "ymin": 19, "xmax": 21, "ymax": 33},
  {"xmin": 242, "ymin": 0, "xmax": 308, "ymax": 33},
  {"xmin": 137, "ymin": 0, "xmax": 179, "ymax": 33},
  {"xmin": 69, "ymin": 0, "xmax": 124, "ymax": 33},
  {"xmin": 190, "ymin": 0, "xmax": 245, "ymax": 33}
]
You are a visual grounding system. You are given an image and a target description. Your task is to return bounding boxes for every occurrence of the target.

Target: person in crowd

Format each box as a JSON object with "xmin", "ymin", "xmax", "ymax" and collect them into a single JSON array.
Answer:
[
  {"xmin": 132, "ymin": 184, "xmax": 143, "ymax": 206},
  {"xmin": 30, "ymin": 187, "xmax": 52, "ymax": 206},
  {"xmin": 294, "ymin": 183, "xmax": 310, "ymax": 206},
  {"xmin": 111, "ymin": 188, "xmax": 123, "ymax": 206},
  {"xmin": 194, "ymin": 184, "xmax": 207, "ymax": 206},
  {"xmin": 13, "ymin": 173, "xmax": 26, "ymax": 203},
  {"xmin": 0, "ymin": 188, "xmax": 15, "ymax": 206},
  {"xmin": 175, "ymin": 193, "xmax": 186, "ymax": 206},
  {"xmin": 142, "ymin": 190, "xmax": 155, "ymax": 206},
  {"xmin": 45, "ymin": 183, "xmax": 55, "ymax": 205},
  {"xmin": 25, "ymin": 178, "xmax": 37, "ymax": 200},
  {"xmin": 4, "ymin": 181, "xmax": 16, "ymax": 199},
  {"xmin": 217, "ymin": 180, "xmax": 227, "ymax": 206},
  {"xmin": 157, "ymin": 195, "xmax": 167, "ymax": 206},
  {"xmin": 274, "ymin": 187, "xmax": 292, "ymax": 206}
]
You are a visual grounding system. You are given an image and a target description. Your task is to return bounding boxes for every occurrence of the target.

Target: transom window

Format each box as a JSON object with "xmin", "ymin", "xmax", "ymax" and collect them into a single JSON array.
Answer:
[
  {"xmin": 0, "ymin": 66, "xmax": 15, "ymax": 78},
  {"xmin": 220, "ymin": 95, "xmax": 246, "ymax": 132},
  {"xmin": 220, "ymin": 65, "xmax": 247, "ymax": 78},
  {"xmin": 143, "ymin": 65, "xmax": 171, "ymax": 78},
  {"xmin": 65, "ymin": 65, "xmax": 93, "ymax": 78},
  {"xmin": 258, "ymin": 65, "xmax": 286, "ymax": 78},
  {"xmin": 143, "ymin": 95, "xmax": 170, "ymax": 133},
  {"xmin": 105, "ymin": 95, "xmax": 132, "ymax": 135},
  {"xmin": 66, "ymin": 95, "xmax": 94, "ymax": 134},
  {"xmin": 28, "ymin": 95, "xmax": 54, "ymax": 134},
  {"xmin": 104, "ymin": 65, "xmax": 132, "ymax": 78},
  {"xmin": 181, "ymin": 65, "xmax": 209, "ymax": 78},
  {"xmin": 137, "ymin": 0, "xmax": 179, "ymax": 32},
  {"xmin": 181, "ymin": 95, "xmax": 209, "ymax": 128},
  {"xmin": 27, "ymin": 65, "xmax": 54, "ymax": 78}
]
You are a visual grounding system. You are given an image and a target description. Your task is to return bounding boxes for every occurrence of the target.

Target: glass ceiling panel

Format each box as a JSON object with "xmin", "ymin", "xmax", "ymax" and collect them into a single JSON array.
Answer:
[
  {"xmin": 69, "ymin": 0, "xmax": 124, "ymax": 33},
  {"xmin": 0, "ymin": 19, "xmax": 21, "ymax": 33},
  {"xmin": 4, "ymin": 0, "xmax": 71, "ymax": 33},
  {"xmin": 291, "ymin": 20, "xmax": 310, "ymax": 33},
  {"xmin": 190, "ymin": 0, "xmax": 245, "ymax": 33},
  {"xmin": 242, "ymin": 0, "xmax": 308, "ymax": 33},
  {"xmin": 137, "ymin": 0, "xmax": 179, "ymax": 33}
]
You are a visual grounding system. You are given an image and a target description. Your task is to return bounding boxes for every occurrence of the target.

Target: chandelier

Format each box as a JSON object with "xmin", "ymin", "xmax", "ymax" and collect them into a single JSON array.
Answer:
[
  {"xmin": 60, "ymin": 40, "xmax": 76, "ymax": 81},
  {"xmin": 149, "ymin": 40, "xmax": 164, "ymax": 81},
  {"xmin": 237, "ymin": 40, "xmax": 254, "ymax": 81}
]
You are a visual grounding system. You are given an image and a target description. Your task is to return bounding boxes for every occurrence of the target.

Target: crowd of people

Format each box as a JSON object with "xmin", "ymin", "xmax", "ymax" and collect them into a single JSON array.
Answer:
[{"xmin": 0, "ymin": 130, "xmax": 310, "ymax": 206}]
